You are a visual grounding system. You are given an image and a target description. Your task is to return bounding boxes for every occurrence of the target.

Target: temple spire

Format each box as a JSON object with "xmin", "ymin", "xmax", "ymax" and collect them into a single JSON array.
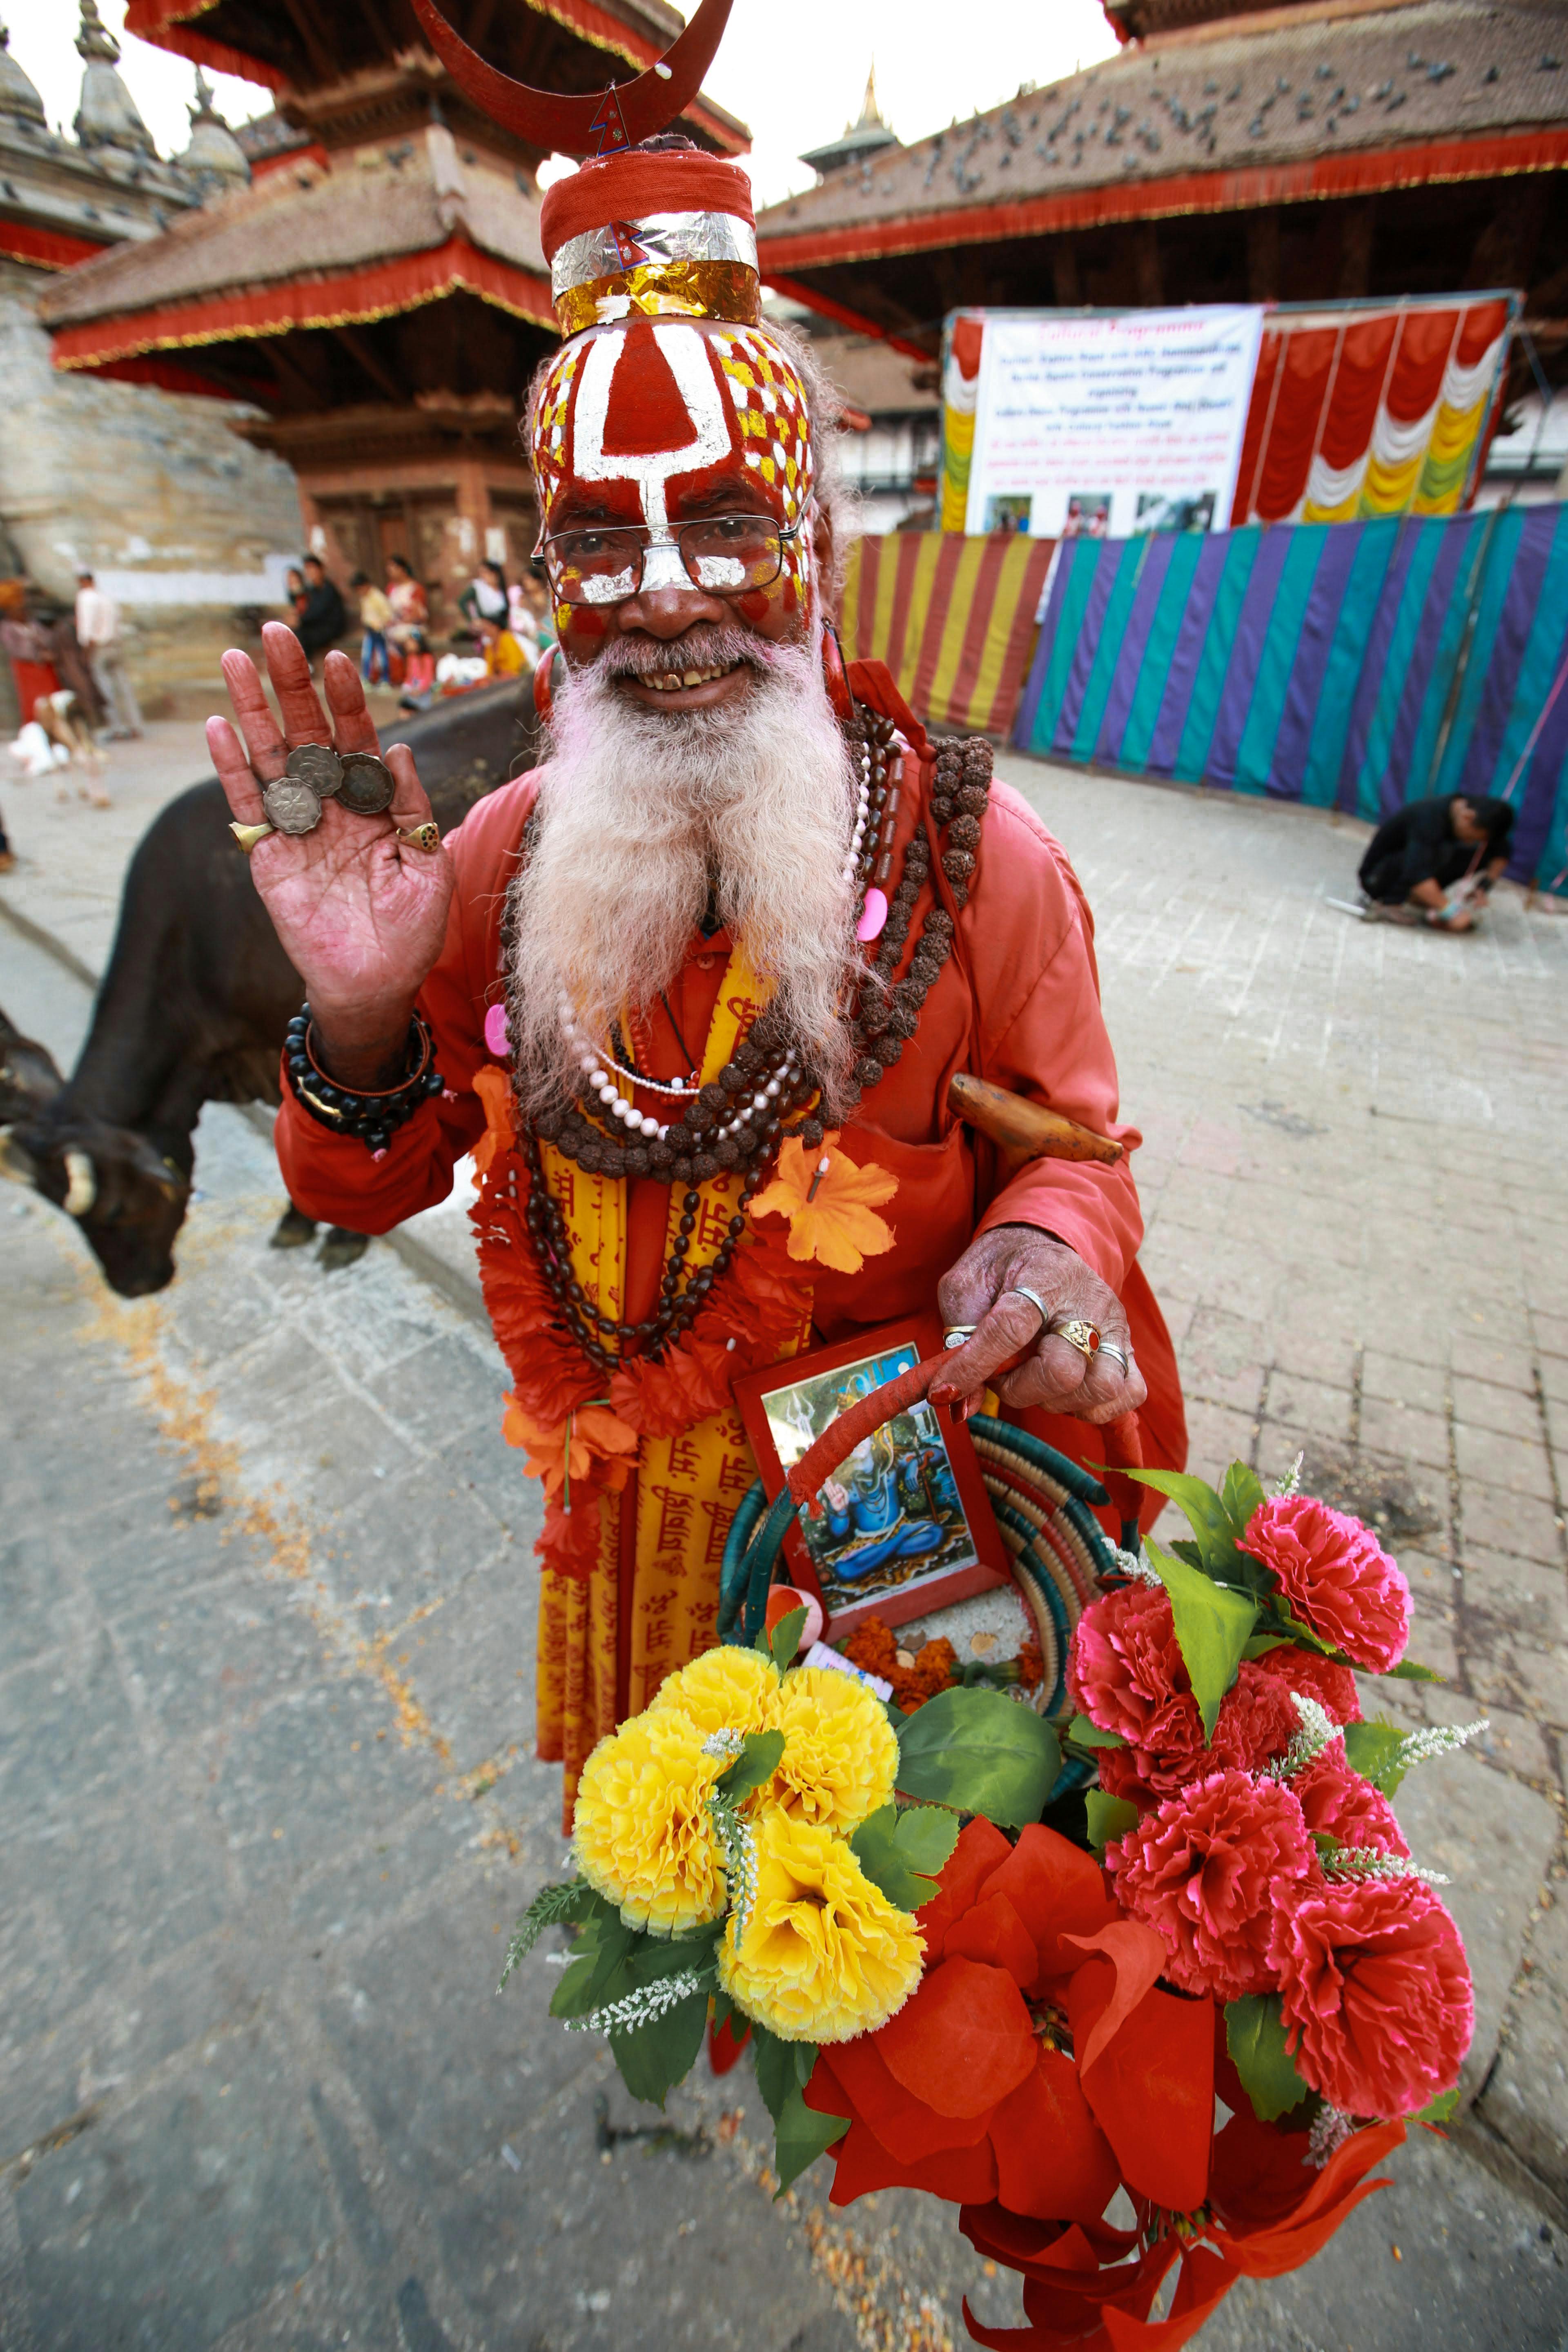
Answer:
[
  {"xmin": 74, "ymin": 0, "xmax": 156, "ymax": 157},
  {"xmin": 178, "ymin": 63, "xmax": 250, "ymax": 190},
  {"xmin": 0, "ymin": 19, "xmax": 48, "ymax": 128}
]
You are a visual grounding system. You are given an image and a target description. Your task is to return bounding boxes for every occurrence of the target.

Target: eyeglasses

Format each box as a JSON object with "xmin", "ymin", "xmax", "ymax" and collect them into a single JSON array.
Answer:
[{"xmin": 539, "ymin": 515, "xmax": 801, "ymax": 606}]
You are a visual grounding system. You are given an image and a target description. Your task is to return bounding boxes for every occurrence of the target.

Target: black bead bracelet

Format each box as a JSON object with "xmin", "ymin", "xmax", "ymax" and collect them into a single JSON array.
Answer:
[{"xmin": 284, "ymin": 1005, "xmax": 444, "ymax": 1156}]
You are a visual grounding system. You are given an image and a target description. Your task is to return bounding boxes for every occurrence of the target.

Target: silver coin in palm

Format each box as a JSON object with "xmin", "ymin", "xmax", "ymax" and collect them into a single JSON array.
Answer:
[
  {"xmin": 335, "ymin": 751, "xmax": 396, "ymax": 816},
  {"xmin": 261, "ymin": 776, "xmax": 323, "ymax": 836},
  {"xmin": 284, "ymin": 742, "xmax": 344, "ymax": 797}
]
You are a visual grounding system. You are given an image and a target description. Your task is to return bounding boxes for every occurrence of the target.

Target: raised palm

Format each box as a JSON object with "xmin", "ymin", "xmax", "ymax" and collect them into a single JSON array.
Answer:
[{"xmin": 208, "ymin": 624, "xmax": 454, "ymax": 1036}]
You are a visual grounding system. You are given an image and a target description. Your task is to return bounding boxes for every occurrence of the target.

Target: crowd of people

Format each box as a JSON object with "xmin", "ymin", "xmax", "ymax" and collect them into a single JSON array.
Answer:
[{"xmin": 281, "ymin": 549, "xmax": 552, "ymax": 712}]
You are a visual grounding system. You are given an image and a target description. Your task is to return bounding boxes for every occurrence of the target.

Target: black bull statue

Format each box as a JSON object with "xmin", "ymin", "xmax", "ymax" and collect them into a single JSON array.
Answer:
[{"xmin": 0, "ymin": 678, "xmax": 535, "ymax": 1297}]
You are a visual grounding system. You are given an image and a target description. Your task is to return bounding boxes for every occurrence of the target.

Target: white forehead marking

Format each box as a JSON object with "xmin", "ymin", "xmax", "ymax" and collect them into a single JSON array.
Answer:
[{"xmin": 570, "ymin": 325, "xmax": 733, "ymax": 532}]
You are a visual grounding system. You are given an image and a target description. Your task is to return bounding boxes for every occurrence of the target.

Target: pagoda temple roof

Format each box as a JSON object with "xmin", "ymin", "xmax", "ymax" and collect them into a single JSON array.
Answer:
[
  {"xmin": 38, "ymin": 123, "xmax": 552, "ymax": 374},
  {"xmin": 122, "ymin": 0, "xmax": 748, "ymax": 157},
  {"xmin": 757, "ymin": 0, "xmax": 1568, "ymax": 274}
]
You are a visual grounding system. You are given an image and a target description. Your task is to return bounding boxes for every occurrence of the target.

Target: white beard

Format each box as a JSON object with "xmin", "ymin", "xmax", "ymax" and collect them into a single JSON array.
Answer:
[{"xmin": 505, "ymin": 626, "xmax": 864, "ymax": 1117}]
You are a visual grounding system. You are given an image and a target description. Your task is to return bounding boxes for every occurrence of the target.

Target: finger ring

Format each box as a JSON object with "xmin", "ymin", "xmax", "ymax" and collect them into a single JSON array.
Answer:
[
  {"xmin": 942, "ymin": 1324, "xmax": 977, "ymax": 1351},
  {"xmin": 1004, "ymin": 1285, "xmax": 1051, "ymax": 1328},
  {"xmin": 396, "ymin": 821, "xmax": 440, "ymax": 853},
  {"xmin": 1047, "ymin": 1314, "xmax": 1100, "ymax": 1360},
  {"xmin": 1096, "ymin": 1340, "xmax": 1129, "ymax": 1374},
  {"xmin": 229, "ymin": 819, "xmax": 275, "ymax": 855}
]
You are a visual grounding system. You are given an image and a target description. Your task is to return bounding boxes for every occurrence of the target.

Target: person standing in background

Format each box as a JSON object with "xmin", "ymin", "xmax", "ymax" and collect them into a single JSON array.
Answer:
[
  {"xmin": 457, "ymin": 558, "xmax": 508, "ymax": 630},
  {"xmin": 74, "ymin": 571, "xmax": 142, "ymax": 741},
  {"xmin": 352, "ymin": 572, "xmax": 394, "ymax": 684},
  {"xmin": 384, "ymin": 553, "xmax": 428, "ymax": 654},
  {"xmin": 294, "ymin": 556, "xmax": 348, "ymax": 670}
]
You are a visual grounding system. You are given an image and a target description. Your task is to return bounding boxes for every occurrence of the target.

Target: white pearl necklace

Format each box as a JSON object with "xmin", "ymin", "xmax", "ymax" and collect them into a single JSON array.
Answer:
[{"xmin": 840, "ymin": 740, "xmax": 873, "ymax": 888}]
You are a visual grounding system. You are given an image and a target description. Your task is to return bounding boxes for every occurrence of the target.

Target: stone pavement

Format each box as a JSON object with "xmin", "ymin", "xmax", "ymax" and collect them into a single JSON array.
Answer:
[{"xmin": 2, "ymin": 739, "xmax": 1567, "ymax": 2350}]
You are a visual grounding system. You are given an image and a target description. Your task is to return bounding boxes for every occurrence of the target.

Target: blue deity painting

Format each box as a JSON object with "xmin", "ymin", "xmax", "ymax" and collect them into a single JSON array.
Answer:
[{"xmin": 760, "ymin": 1341, "xmax": 980, "ymax": 1612}]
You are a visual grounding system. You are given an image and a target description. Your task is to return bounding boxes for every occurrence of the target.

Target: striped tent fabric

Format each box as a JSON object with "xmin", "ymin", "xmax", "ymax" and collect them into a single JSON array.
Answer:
[
  {"xmin": 1012, "ymin": 502, "xmax": 1568, "ymax": 892},
  {"xmin": 839, "ymin": 531, "xmax": 1056, "ymax": 739}
]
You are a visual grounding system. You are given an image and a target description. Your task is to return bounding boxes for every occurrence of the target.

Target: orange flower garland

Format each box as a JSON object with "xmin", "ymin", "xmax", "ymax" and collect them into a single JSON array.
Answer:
[{"xmin": 473, "ymin": 1137, "xmax": 816, "ymax": 1581}]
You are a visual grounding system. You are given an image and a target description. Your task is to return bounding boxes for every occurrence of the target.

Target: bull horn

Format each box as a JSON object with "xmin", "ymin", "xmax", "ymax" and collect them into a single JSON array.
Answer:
[
  {"xmin": 62, "ymin": 1147, "xmax": 97, "ymax": 1217},
  {"xmin": 0, "ymin": 1125, "xmax": 39, "ymax": 1186},
  {"xmin": 408, "ymin": 0, "xmax": 733, "ymax": 158}
]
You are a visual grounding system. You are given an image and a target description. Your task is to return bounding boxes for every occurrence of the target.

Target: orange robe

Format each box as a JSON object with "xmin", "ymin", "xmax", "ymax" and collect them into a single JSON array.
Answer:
[{"xmin": 276, "ymin": 662, "xmax": 1186, "ymax": 1793}]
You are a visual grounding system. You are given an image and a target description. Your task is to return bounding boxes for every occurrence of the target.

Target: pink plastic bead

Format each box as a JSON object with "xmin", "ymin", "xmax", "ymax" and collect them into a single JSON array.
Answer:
[
  {"xmin": 372, "ymin": 1148, "xmax": 388, "ymax": 1163},
  {"xmin": 856, "ymin": 887, "xmax": 888, "ymax": 944},
  {"xmin": 483, "ymin": 1002, "xmax": 509, "ymax": 1058}
]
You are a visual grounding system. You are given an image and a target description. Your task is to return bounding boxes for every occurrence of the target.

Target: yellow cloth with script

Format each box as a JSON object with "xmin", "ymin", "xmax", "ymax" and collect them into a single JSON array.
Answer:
[{"xmin": 534, "ymin": 943, "xmax": 810, "ymax": 1809}]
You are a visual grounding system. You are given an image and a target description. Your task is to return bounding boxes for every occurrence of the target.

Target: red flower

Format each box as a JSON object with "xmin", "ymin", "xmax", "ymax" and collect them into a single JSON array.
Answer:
[
  {"xmin": 1243, "ymin": 1496, "xmax": 1410, "ymax": 1673},
  {"xmin": 1068, "ymin": 1583, "xmax": 1184, "ymax": 1748},
  {"xmin": 1071, "ymin": 1589, "xmax": 1298, "ymax": 1806},
  {"xmin": 805, "ymin": 1820, "xmax": 1215, "ymax": 2224},
  {"xmin": 958, "ymin": 2024, "xmax": 1408, "ymax": 2351},
  {"xmin": 1269, "ymin": 1875, "xmax": 1472, "ymax": 2119},
  {"xmin": 1252, "ymin": 1642, "xmax": 1362, "ymax": 1726},
  {"xmin": 1107, "ymin": 1771, "xmax": 1314, "ymax": 2001},
  {"xmin": 1291, "ymin": 1740, "xmax": 1408, "ymax": 1858}
]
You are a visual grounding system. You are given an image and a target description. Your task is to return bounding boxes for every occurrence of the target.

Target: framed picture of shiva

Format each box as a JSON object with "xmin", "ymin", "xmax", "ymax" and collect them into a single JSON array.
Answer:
[{"xmin": 734, "ymin": 1313, "xmax": 1011, "ymax": 1639}]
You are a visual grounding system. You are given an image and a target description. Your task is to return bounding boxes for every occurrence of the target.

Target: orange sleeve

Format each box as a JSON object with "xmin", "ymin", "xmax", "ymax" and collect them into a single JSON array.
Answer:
[
  {"xmin": 965, "ymin": 782, "xmax": 1145, "ymax": 1292},
  {"xmin": 274, "ymin": 776, "xmax": 536, "ymax": 1233}
]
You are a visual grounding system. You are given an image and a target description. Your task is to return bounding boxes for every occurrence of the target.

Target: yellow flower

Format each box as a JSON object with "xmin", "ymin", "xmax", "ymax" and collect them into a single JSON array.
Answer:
[
  {"xmin": 762, "ymin": 1665, "xmax": 900, "ymax": 1833},
  {"xmin": 648, "ymin": 1645, "xmax": 780, "ymax": 1742},
  {"xmin": 718, "ymin": 1811, "xmax": 924, "ymax": 2044},
  {"xmin": 572, "ymin": 1708, "xmax": 727, "ymax": 1935}
]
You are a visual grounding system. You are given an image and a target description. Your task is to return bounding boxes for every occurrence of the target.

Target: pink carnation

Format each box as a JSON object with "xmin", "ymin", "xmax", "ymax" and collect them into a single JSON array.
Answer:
[
  {"xmin": 1253, "ymin": 1643, "xmax": 1362, "ymax": 1726},
  {"xmin": 1269, "ymin": 1876, "xmax": 1472, "ymax": 2118},
  {"xmin": 1243, "ymin": 1495, "xmax": 1410, "ymax": 1673},
  {"xmin": 1068, "ymin": 1582, "xmax": 1188, "ymax": 1746},
  {"xmin": 1292, "ymin": 1740, "xmax": 1408, "ymax": 1858},
  {"xmin": 1107, "ymin": 1770, "xmax": 1314, "ymax": 2000},
  {"xmin": 1096, "ymin": 1661, "xmax": 1298, "ymax": 1807}
]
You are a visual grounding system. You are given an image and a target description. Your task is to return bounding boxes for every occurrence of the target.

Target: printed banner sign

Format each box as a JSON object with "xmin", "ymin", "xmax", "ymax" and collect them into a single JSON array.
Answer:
[{"xmin": 953, "ymin": 305, "xmax": 1264, "ymax": 543}]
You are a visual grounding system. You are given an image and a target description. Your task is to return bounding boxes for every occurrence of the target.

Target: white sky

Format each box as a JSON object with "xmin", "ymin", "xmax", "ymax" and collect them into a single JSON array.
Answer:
[{"xmin": 4, "ymin": 0, "xmax": 1116, "ymax": 206}]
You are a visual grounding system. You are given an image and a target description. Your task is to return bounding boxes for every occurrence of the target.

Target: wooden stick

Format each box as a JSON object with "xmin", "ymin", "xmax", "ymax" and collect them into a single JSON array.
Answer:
[{"xmin": 948, "ymin": 1070, "xmax": 1123, "ymax": 1169}]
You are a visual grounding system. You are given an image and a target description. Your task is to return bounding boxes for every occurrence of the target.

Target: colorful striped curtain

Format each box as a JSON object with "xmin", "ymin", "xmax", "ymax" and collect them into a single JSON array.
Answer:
[
  {"xmin": 839, "ymin": 532, "xmax": 1056, "ymax": 739},
  {"xmin": 1012, "ymin": 503, "xmax": 1568, "ymax": 893},
  {"xmin": 1229, "ymin": 296, "xmax": 1513, "ymax": 527}
]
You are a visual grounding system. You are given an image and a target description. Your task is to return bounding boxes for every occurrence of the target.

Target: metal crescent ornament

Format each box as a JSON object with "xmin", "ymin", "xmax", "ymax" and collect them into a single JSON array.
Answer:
[{"xmin": 407, "ymin": 0, "xmax": 735, "ymax": 158}]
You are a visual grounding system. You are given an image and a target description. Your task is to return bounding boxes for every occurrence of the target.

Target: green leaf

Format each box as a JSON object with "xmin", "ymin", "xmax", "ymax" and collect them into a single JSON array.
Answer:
[
  {"xmin": 549, "ymin": 1910, "xmax": 637, "ymax": 2019},
  {"xmin": 770, "ymin": 1606, "xmax": 808, "ymax": 1671},
  {"xmin": 715, "ymin": 1727, "xmax": 786, "ymax": 1801},
  {"xmin": 751, "ymin": 2022, "xmax": 817, "ymax": 2124},
  {"xmin": 895, "ymin": 1687, "xmax": 1060, "ymax": 1827},
  {"xmin": 497, "ymin": 1879, "xmax": 604, "ymax": 1993},
  {"xmin": 1410, "ymin": 2085, "xmax": 1461, "ymax": 2127},
  {"xmin": 1242, "ymin": 1633, "xmax": 1294, "ymax": 1658},
  {"xmin": 1124, "ymin": 1468, "xmax": 1241, "ymax": 1576},
  {"xmin": 1225, "ymin": 1993, "xmax": 1311, "ymax": 2122},
  {"xmin": 772, "ymin": 2079, "xmax": 849, "ymax": 2195},
  {"xmin": 548, "ymin": 1950, "xmax": 599, "ymax": 2020},
  {"xmin": 850, "ymin": 1802, "xmax": 961, "ymax": 1909},
  {"xmin": 608, "ymin": 1988, "xmax": 709, "ymax": 2109},
  {"xmin": 1068, "ymin": 1714, "xmax": 1127, "ymax": 1750},
  {"xmin": 1146, "ymin": 1538, "xmax": 1258, "ymax": 1742},
  {"xmin": 1343, "ymin": 1717, "xmax": 1410, "ymax": 1795},
  {"xmin": 1221, "ymin": 1461, "xmax": 1268, "ymax": 1541},
  {"xmin": 1387, "ymin": 1658, "xmax": 1443, "ymax": 1683},
  {"xmin": 1085, "ymin": 1791, "xmax": 1140, "ymax": 1853}
]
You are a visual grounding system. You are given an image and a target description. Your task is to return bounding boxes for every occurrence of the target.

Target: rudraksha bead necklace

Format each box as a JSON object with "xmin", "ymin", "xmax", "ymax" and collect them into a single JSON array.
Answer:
[{"xmin": 516, "ymin": 713, "xmax": 995, "ymax": 1364}]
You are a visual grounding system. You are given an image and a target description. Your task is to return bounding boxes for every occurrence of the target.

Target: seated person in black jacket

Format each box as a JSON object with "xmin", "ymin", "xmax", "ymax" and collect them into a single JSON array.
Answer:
[
  {"xmin": 294, "ymin": 556, "xmax": 348, "ymax": 664},
  {"xmin": 1358, "ymin": 794, "xmax": 1514, "ymax": 932}
]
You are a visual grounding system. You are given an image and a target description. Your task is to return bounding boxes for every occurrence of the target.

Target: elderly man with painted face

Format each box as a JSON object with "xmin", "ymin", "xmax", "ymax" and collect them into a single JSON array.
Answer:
[{"xmin": 209, "ymin": 145, "xmax": 1186, "ymax": 1817}]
